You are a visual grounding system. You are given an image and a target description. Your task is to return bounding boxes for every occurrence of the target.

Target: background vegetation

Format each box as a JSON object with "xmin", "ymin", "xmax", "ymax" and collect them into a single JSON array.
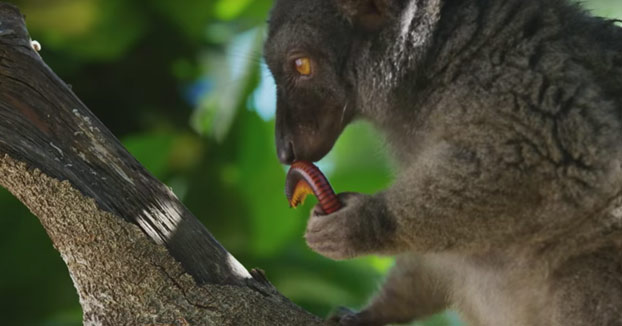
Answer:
[{"xmin": 0, "ymin": 0, "xmax": 619, "ymax": 325}]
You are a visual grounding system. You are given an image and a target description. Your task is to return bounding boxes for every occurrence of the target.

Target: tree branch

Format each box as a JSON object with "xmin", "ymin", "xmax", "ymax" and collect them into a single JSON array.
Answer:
[{"xmin": 0, "ymin": 3, "xmax": 325, "ymax": 325}]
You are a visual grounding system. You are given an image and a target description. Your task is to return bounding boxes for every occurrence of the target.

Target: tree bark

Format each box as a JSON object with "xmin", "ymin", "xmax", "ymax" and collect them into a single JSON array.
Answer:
[{"xmin": 0, "ymin": 3, "xmax": 326, "ymax": 325}]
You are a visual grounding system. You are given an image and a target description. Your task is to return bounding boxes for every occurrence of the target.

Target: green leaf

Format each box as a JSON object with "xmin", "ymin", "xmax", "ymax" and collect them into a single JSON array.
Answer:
[
  {"xmin": 584, "ymin": 0, "xmax": 622, "ymax": 18},
  {"xmin": 151, "ymin": 0, "xmax": 214, "ymax": 40},
  {"xmin": 323, "ymin": 121, "xmax": 395, "ymax": 195},
  {"xmin": 418, "ymin": 311, "xmax": 464, "ymax": 326},
  {"xmin": 23, "ymin": 0, "xmax": 147, "ymax": 60},
  {"xmin": 215, "ymin": 0, "xmax": 254, "ymax": 21},
  {"xmin": 192, "ymin": 27, "xmax": 264, "ymax": 141},
  {"xmin": 233, "ymin": 110, "xmax": 304, "ymax": 256},
  {"xmin": 122, "ymin": 132, "xmax": 176, "ymax": 178}
]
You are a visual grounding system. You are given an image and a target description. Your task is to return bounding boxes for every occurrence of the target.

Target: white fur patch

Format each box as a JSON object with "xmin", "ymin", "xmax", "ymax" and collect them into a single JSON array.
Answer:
[{"xmin": 401, "ymin": 0, "xmax": 418, "ymax": 39}]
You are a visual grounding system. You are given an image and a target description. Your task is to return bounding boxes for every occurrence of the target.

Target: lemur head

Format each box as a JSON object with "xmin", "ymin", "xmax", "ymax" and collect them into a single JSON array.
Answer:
[{"xmin": 264, "ymin": 0, "xmax": 442, "ymax": 164}]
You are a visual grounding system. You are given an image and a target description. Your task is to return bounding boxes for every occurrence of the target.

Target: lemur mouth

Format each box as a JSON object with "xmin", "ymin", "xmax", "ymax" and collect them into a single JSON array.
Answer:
[
  {"xmin": 284, "ymin": 161, "xmax": 342, "ymax": 215},
  {"xmin": 276, "ymin": 100, "xmax": 353, "ymax": 165}
]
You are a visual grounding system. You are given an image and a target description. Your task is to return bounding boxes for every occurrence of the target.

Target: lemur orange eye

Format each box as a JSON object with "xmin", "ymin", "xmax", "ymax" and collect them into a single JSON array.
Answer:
[{"xmin": 294, "ymin": 57, "xmax": 312, "ymax": 76}]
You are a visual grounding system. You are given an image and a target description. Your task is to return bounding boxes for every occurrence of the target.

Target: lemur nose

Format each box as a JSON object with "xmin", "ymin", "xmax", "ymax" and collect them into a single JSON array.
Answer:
[{"xmin": 278, "ymin": 140, "xmax": 296, "ymax": 165}]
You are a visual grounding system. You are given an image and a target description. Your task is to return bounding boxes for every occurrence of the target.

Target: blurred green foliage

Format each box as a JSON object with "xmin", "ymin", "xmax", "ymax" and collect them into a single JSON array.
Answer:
[{"xmin": 0, "ymin": 0, "xmax": 619, "ymax": 325}]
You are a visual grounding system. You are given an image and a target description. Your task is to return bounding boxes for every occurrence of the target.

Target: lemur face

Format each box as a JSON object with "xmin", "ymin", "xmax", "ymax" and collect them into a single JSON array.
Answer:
[{"xmin": 264, "ymin": 0, "xmax": 355, "ymax": 164}]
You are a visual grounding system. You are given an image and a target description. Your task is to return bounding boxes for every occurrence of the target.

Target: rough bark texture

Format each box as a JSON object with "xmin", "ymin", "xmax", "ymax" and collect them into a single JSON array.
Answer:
[
  {"xmin": 0, "ymin": 3, "xmax": 326, "ymax": 325},
  {"xmin": 0, "ymin": 3, "xmax": 238, "ymax": 286},
  {"xmin": 0, "ymin": 157, "xmax": 322, "ymax": 325}
]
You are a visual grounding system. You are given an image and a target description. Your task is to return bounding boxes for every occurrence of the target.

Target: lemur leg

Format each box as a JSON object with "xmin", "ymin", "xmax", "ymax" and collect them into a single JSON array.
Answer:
[
  {"xmin": 551, "ymin": 246, "xmax": 622, "ymax": 326},
  {"xmin": 333, "ymin": 253, "xmax": 451, "ymax": 326}
]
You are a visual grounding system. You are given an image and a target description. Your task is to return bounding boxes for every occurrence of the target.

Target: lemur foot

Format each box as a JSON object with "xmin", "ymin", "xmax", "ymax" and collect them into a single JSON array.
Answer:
[{"xmin": 329, "ymin": 307, "xmax": 384, "ymax": 326}]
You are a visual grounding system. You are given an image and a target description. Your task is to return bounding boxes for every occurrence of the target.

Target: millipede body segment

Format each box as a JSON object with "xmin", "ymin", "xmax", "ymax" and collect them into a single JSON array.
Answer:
[{"xmin": 285, "ymin": 161, "xmax": 342, "ymax": 214}]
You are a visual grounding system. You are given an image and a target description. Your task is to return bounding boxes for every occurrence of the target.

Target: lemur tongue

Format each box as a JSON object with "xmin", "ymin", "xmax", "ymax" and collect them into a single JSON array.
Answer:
[{"xmin": 285, "ymin": 161, "xmax": 342, "ymax": 214}]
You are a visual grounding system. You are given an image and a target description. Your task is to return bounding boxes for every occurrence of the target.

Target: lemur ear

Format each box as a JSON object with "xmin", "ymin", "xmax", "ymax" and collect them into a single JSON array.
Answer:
[{"xmin": 335, "ymin": 0, "xmax": 389, "ymax": 31}]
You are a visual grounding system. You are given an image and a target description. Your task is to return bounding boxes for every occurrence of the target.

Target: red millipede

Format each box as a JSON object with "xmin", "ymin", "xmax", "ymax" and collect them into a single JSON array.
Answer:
[{"xmin": 285, "ymin": 161, "xmax": 342, "ymax": 214}]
